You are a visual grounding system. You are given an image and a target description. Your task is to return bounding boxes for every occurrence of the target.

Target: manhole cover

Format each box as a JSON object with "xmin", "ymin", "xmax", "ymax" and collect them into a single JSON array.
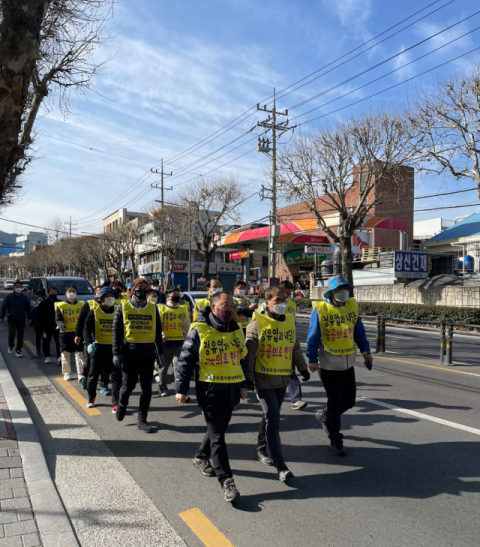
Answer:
[{"xmin": 18, "ymin": 386, "xmax": 55, "ymax": 397}]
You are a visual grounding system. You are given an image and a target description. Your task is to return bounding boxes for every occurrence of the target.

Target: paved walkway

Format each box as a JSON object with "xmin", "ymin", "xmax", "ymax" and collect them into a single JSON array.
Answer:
[{"xmin": 0, "ymin": 384, "xmax": 40, "ymax": 547}]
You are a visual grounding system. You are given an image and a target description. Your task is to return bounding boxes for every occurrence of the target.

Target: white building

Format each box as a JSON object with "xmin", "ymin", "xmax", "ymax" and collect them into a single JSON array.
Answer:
[
  {"xmin": 414, "ymin": 217, "xmax": 455, "ymax": 241},
  {"xmin": 14, "ymin": 232, "xmax": 48, "ymax": 256}
]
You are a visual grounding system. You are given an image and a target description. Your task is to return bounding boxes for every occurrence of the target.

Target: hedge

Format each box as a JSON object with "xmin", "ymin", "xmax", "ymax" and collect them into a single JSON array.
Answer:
[{"xmin": 291, "ymin": 298, "xmax": 480, "ymax": 324}]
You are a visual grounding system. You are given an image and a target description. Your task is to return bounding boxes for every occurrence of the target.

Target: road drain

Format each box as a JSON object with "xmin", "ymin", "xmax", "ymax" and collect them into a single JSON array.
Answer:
[{"xmin": 18, "ymin": 386, "xmax": 55, "ymax": 396}]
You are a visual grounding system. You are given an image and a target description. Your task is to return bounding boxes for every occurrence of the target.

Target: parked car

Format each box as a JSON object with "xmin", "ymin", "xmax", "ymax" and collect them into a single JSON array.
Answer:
[
  {"xmin": 26, "ymin": 277, "xmax": 95, "ymax": 305},
  {"xmin": 4, "ymin": 280, "xmax": 15, "ymax": 290},
  {"xmin": 21, "ymin": 280, "xmax": 29, "ymax": 292}
]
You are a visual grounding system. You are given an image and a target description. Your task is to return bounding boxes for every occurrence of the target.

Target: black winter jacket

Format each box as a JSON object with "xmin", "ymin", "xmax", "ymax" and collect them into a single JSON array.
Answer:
[
  {"xmin": 75, "ymin": 300, "xmax": 96, "ymax": 339},
  {"xmin": 36, "ymin": 298, "xmax": 58, "ymax": 333},
  {"xmin": 174, "ymin": 307, "xmax": 247, "ymax": 408}
]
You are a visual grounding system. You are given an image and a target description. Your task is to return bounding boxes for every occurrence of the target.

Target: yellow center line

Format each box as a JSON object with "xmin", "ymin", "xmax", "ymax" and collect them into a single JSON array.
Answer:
[
  {"xmin": 55, "ymin": 377, "xmax": 101, "ymax": 416},
  {"xmin": 374, "ymin": 355, "xmax": 480, "ymax": 378},
  {"xmin": 24, "ymin": 340, "xmax": 37, "ymax": 355},
  {"xmin": 180, "ymin": 508, "xmax": 234, "ymax": 547}
]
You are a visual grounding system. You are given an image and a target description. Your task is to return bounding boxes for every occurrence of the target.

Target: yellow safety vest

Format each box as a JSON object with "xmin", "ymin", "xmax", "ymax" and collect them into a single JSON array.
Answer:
[
  {"xmin": 193, "ymin": 297, "xmax": 210, "ymax": 322},
  {"xmin": 316, "ymin": 298, "xmax": 358, "ymax": 356},
  {"xmin": 255, "ymin": 312, "xmax": 296, "ymax": 375},
  {"xmin": 286, "ymin": 298, "xmax": 297, "ymax": 318},
  {"xmin": 194, "ymin": 322, "xmax": 247, "ymax": 383},
  {"xmin": 94, "ymin": 306, "xmax": 114, "ymax": 345},
  {"xmin": 88, "ymin": 299, "xmax": 99, "ymax": 311},
  {"xmin": 122, "ymin": 300, "xmax": 156, "ymax": 343},
  {"xmin": 55, "ymin": 301, "xmax": 83, "ymax": 332},
  {"xmin": 158, "ymin": 304, "xmax": 188, "ymax": 341},
  {"xmin": 115, "ymin": 298, "xmax": 122, "ymax": 307},
  {"xmin": 233, "ymin": 296, "xmax": 251, "ymax": 327}
]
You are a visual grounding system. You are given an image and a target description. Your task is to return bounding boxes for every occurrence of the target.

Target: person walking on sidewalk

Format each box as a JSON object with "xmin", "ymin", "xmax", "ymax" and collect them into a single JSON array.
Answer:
[
  {"xmin": 158, "ymin": 287, "xmax": 190, "ymax": 397},
  {"xmin": 0, "ymin": 281, "xmax": 32, "ymax": 358},
  {"xmin": 83, "ymin": 287, "xmax": 117, "ymax": 409},
  {"xmin": 175, "ymin": 291, "xmax": 248, "ymax": 504},
  {"xmin": 233, "ymin": 280, "xmax": 257, "ymax": 335},
  {"xmin": 113, "ymin": 278, "xmax": 163, "ymax": 433},
  {"xmin": 245, "ymin": 285, "xmax": 309, "ymax": 481},
  {"xmin": 307, "ymin": 276, "xmax": 373, "ymax": 456},
  {"xmin": 36, "ymin": 286, "xmax": 61, "ymax": 365},
  {"xmin": 32, "ymin": 296, "xmax": 45, "ymax": 356},
  {"xmin": 55, "ymin": 286, "xmax": 85, "ymax": 382}
]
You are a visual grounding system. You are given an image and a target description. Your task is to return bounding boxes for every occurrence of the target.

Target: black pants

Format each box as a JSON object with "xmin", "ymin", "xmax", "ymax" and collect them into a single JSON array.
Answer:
[
  {"xmin": 8, "ymin": 321, "xmax": 25, "ymax": 352},
  {"xmin": 43, "ymin": 330, "xmax": 60, "ymax": 358},
  {"xmin": 257, "ymin": 387, "xmax": 287, "ymax": 468},
  {"xmin": 196, "ymin": 406, "xmax": 234, "ymax": 484},
  {"xmin": 87, "ymin": 346, "xmax": 113, "ymax": 402},
  {"xmin": 118, "ymin": 353, "xmax": 155, "ymax": 420},
  {"xmin": 319, "ymin": 367, "xmax": 356, "ymax": 443},
  {"xmin": 34, "ymin": 326, "xmax": 42, "ymax": 352},
  {"xmin": 110, "ymin": 367, "xmax": 122, "ymax": 408}
]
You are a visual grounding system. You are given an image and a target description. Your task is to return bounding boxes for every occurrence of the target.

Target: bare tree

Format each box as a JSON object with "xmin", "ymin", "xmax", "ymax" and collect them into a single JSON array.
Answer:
[
  {"xmin": 0, "ymin": 0, "xmax": 114, "ymax": 206},
  {"xmin": 180, "ymin": 175, "xmax": 246, "ymax": 279},
  {"xmin": 148, "ymin": 203, "xmax": 190, "ymax": 288},
  {"xmin": 411, "ymin": 65, "xmax": 480, "ymax": 199},
  {"xmin": 276, "ymin": 109, "xmax": 417, "ymax": 283},
  {"xmin": 45, "ymin": 216, "xmax": 64, "ymax": 245}
]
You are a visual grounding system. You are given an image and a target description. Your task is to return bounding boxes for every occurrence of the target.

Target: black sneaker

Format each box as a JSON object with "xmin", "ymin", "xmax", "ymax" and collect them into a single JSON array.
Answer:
[
  {"xmin": 277, "ymin": 466, "xmax": 294, "ymax": 482},
  {"xmin": 159, "ymin": 385, "xmax": 168, "ymax": 397},
  {"xmin": 255, "ymin": 452, "xmax": 273, "ymax": 466},
  {"xmin": 193, "ymin": 457, "xmax": 215, "ymax": 477},
  {"xmin": 116, "ymin": 405, "xmax": 127, "ymax": 422},
  {"xmin": 137, "ymin": 420, "xmax": 153, "ymax": 433},
  {"xmin": 222, "ymin": 478, "xmax": 240, "ymax": 503},
  {"xmin": 330, "ymin": 442, "xmax": 346, "ymax": 456}
]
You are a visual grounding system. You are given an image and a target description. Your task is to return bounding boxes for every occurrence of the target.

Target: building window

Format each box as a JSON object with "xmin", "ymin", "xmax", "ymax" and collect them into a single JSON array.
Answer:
[
  {"xmin": 359, "ymin": 170, "xmax": 369, "ymax": 193},
  {"xmin": 262, "ymin": 256, "xmax": 268, "ymax": 267}
]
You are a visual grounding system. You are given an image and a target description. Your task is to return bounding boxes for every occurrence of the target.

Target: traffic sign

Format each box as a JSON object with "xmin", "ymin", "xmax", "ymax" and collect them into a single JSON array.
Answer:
[
  {"xmin": 171, "ymin": 273, "xmax": 174, "ymax": 278},
  {"xmin": 305, "ymin": 245, "xmax": 335, "ymax": 254},
  {"xmin": 159, "ymin": 272, "xmax": 165, "ymax": 278}
]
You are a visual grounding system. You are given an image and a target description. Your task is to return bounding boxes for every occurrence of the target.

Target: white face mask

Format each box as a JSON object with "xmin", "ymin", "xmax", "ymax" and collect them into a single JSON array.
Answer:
[
  {"xmin": 179, "ymin": 292, "xmax": 184, "ymax": 298},
  {"xmin": 149, "ymin": 298, "xmax": 158, "ymax": 304},
  {"xmin": 14, "ymin": 287, "xmax": 23, "ymax": 294},
  {"xmin": 104, "ymin": 297, "xmax": 115, "ymax": 308},
  {"xmin": 272, "ymin": 303, "xmax": 287, "ymax": 315},
  {"xmin": 210, "ymin": 287, "xmax": 223, "ymax": 295},
  {"xmin": 333, "ymin": 289, "xmax": 349, "ymax": 303},
  {"xmin": 236, "ymin": 290, "xmax": 246, "ymax": 297},
  {"xmin": 67, "ymin": 292, "xmax": 76, "ymax": 301}
]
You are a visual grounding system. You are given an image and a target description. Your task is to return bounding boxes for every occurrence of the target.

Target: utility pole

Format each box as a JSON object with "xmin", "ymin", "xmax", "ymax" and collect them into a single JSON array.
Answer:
[
  {"xmin": 257, "ymin": 88, "xmax": 295, "ymax": 284},
  {"xmin": 64, "ymin": 217, "xmax": 77, "ymax": 275},
  {"xmin": 151, "ymin": 160, "xmax": 173, "ymax": 287}
]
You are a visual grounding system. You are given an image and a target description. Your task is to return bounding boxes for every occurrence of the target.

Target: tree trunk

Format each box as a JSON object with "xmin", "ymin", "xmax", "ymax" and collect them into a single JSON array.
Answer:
[
  {"xmin": 0, "ymin": 1, "xmax": 50, "ymax": 200},
  {"xmin": 202, "ymin": 249, "xmax": 215, "ymax": 280},
  {"xmin": 339, "ymin": 234, "xmax": 354, "ymax": 285}
]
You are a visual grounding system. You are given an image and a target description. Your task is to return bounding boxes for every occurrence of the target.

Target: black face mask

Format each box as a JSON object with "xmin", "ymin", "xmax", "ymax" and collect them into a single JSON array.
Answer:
[
  {"xmin": 49, "ymin": 295, "xmax": 57, "ymax": 301},
  {"xmin": 134, "ymin": 290, "xmax": 147, "ymax": 300},
  {"xmin": 170, "ymin": 295, "xmax": 181, "ymax": 304}
]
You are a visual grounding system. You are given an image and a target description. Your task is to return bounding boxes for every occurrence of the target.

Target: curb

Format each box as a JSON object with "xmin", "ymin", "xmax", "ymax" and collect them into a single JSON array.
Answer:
[{"xmin": 0, "ymin": 352, "xmax": 80, "ymax": 547}]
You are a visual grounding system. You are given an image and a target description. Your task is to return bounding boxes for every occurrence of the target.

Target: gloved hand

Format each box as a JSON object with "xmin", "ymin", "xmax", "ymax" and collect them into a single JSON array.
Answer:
[
  {"xmin": 246, "ymin": 380, "xmax": 255, "ymax": 392},
  {"xmin": 87, "ymin": 344, "xmax": 96, "ymax": 356},
  {"xmin": 113, "ymin": 355, "xmax": 123, "ymax": 369},
  {"xmin": 301, "ymin": 370, "xmax": 310, "ymax": 382}
]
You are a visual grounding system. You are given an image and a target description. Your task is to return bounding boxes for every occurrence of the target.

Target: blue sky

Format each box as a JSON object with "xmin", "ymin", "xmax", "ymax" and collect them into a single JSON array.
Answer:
[{"xmin": 2, "ymin": 0, "xmax": 480, "ymax": 237}]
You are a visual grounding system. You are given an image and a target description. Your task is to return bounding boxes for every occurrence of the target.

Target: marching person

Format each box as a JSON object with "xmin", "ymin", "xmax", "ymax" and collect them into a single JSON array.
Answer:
[
  {"xmin": 32, "ymin": 295, "xmax": 45, "ymax": 356},
  {"xmin": 158, "ymin": 286, "xmax": 190, "ymax": 397},
  {"xmin": 36, "ymin": 286, "xmax": 61, "ymax": 364},
  {"xmin": 0, "ymin": 280, "xmax": 32, "ymax": 358},
  {"xmin": 55, "ymin": 286, "xmax": 85, "ymax": 381},
  {"xmin": 192, "ymin": 278, "xmax": 223, "ymax": 321},
  {"xmin": 83, "ymin": 287, "xmax": 117, "ymax": 409},
  {"xmin": 113, "ymin": 278, "xmax": 163, "ymax": 433},
  {"xmin": 279, "ymin": 279, "xmax": 307, "ymax": 411},
  {"xmin": 233, "ymin": 280, "xmax": 257, "ymax": 335},
  {"xmin": 151, "ymin": 278, "xmax": 166, "ymax": 305},
  {"xmin": 245, "ymin": 286, "xmax": 309, "ymax": 481},
  {"xmin": 307, "ymin": 276, "xmax": 373, "ymax": 456},
  {"xmin": 175, "ymin": 291, "xmax": 247, "ymax": 504}
]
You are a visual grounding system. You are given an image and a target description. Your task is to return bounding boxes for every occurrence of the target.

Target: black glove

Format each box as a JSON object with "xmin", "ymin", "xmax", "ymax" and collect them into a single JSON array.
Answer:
[
  {"xmin": 364, "ymin": 360, "xmax": 373, "ymax": 371},
  {"xmin": 246, "ymin": 380, "xmax": 255, "ymax": 392},
  {"xmin": 113, "ymin": 354, "xmax": 123, "ymax": 369},
  {"xmin": 301, "ymin": 370, "xmax": 310, "ymax": 382}
]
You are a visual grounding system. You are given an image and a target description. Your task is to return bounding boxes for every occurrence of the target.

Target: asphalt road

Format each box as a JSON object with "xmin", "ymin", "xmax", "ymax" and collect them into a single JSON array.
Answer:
[{"xmin": 3, "ymin": 290, "xmax": 480, "ymax": 546}]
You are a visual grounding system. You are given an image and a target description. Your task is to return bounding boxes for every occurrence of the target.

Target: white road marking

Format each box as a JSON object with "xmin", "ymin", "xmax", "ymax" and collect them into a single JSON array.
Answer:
[{"xmin": 358, "ymin": 396, "xmax": 480, "ymax": 437}]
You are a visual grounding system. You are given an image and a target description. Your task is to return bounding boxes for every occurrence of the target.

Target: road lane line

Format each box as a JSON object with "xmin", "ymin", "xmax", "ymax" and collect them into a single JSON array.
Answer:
[
  {"xmin": 180, "ymin": 508, "xmax": 234, "ymax": 547},
  {"xmin": 24, "ymin": 340, "xmax": 36, "ymax": 356},
  {"xmin": 358, "ymin": 396, "xmax": 480, "ymax": 437},
  {"xmin": 375, "ymin": 355, "xmax": 480, "ymax": 377},
  {"xmin": 55, "ymin": 377, "xmax": 101, "ymax": 416}
]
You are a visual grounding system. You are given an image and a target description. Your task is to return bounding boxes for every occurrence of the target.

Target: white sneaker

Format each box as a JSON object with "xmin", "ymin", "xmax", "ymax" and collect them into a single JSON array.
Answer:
[
  {"xmin": 78, "ymin": 375, "xmax": 84, "ymax": 384},
  {"xmin": 8, "ymin": 348, "xmax": 13, "ymax": 354},
  {"xmin": 64, "ymin": 373, "xmax": 70, "ymax": 381},
  {"xmin": 45, "ymin": 357, "xmax": 51, "ymax": 364},
  {"xmin": 154, "ymin": 375, "xmax": 160, "ymax": 383},
  {"xmin": 15, "ymin": 351, "xmax": 23, "ymax": 358}
]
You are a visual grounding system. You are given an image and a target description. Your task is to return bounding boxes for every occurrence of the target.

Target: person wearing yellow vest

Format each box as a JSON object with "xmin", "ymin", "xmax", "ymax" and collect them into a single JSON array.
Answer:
[
  {"xmin": 245, "ymin": 286, "xmax": 309, "ymax": 482},
  {"xmin": 55, "ymin": 286, "xmax": 85, "ymax": 382},
  {"xmin": 175, "ymin": 291, "xmax": 248, "ymax": 504},
  {"xmin": 158, "ymin": 287, "xmax": 190, "ymax": 397},
  {"xmin": 83, "ymin": 287, "xmax": 116, "ymax": 408},
  {"xmin": 113, "ymin": 278, "xmax": 163, "ymax": 433},
  {"xmin": 192, "ymin": 277, "xmax": 223, "ymax": 321},
  {"xmin": 307, "ymin": 276, "xmax": 373, "ymax": 456},
  {"xmin": 233, "ymin": 280, "xmax": 258, "ymax": 334}
]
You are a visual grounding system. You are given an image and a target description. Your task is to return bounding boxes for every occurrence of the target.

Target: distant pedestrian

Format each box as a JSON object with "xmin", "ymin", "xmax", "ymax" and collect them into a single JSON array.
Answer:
[
  {"xmin": 0, "ymin": 281, "xmax": 32, "ymax": 358},
  {"xmin": 32, "ymin": 296, "xmax": 45, "ymax": 356},
  {"xmin": 36, "ymin": 286, "xmax": 61, "ymax": 364}
]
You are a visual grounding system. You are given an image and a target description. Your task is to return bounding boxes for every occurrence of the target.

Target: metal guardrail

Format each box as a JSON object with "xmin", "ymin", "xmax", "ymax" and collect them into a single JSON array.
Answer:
[{"xmin": 360, "ymin": 315, "xmax": 480, "ymax": 366}]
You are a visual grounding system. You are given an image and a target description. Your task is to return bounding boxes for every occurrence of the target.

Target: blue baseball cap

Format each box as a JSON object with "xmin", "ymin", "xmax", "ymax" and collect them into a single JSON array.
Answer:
[
  {"xmin": 324, "ymin": 276, "xmax": 351, "ymax": 299},
  {"xmin": 99, "ymin": 287, "xmax": 115, "ymax": 299}
]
